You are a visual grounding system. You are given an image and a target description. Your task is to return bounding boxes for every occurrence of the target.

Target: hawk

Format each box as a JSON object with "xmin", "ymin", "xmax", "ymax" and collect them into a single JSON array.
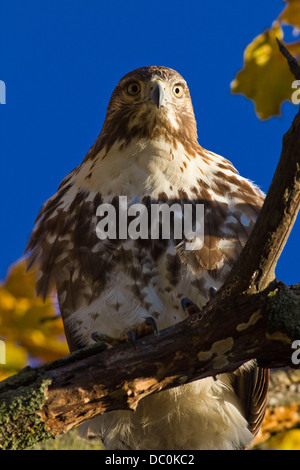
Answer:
[{"xmin": 26, "ymin": 66, "xmax": 269, "ymax": 450}]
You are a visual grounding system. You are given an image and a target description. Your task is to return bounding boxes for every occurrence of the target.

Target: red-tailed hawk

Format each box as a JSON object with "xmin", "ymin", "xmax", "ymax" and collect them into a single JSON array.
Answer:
[{"xmin": 26, "ymin": 66, "xmax": 269, "ymax": 450}]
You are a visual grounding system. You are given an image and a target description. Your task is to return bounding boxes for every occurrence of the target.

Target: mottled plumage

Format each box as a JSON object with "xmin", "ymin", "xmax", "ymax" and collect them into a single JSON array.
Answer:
[{"xmin": 26, "ymin": 66, "xmax": 269, "ymax": 450}]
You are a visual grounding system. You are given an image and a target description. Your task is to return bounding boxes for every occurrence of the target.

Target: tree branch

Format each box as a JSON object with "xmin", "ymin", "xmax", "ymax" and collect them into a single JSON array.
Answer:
[
  {"xmin": 1, "ymin": 42, "xmax": 300, "ymax": 451},
  {"xmin": 0, "ymin": 280, "xmax": 300, "ymax": 449}
]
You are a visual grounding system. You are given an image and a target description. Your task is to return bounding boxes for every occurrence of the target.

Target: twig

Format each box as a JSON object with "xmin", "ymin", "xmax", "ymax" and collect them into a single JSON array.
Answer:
[{"xmin": 276, "ymin": 38, "xmax": 300, "ymax": 80}]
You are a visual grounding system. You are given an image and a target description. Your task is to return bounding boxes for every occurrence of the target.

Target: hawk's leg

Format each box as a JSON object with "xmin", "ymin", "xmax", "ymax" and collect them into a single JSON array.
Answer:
[{"xmin": 91, "ymin": 316, "xmax": 158, "ymax": 349}]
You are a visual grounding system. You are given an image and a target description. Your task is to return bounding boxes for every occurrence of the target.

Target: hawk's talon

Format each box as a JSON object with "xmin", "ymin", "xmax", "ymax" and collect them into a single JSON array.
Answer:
[
  {"xmin": 92, "ymin": 316, "xmax": 159, "ymax": 350},
  {"xmin": 144, "ymin": 316, "xmax": 159, "ymax": 336},
  {"xmin": 91, "ymin": 331, "xmax": 120, "ymax": 347},
  {"xmin": 126, "ymin": 316, "xmax": 159, "ymax": 348},
  {"xmin": 209, "ymin": 287, "xmax": 217, "ymax": 299},
  {"xmin": 181, "ymin": 298, "xmax": 201, "ymax": 316},
  {"xmin": 127, "ymin": 330, "xmax": 137, "ymax": 349}
]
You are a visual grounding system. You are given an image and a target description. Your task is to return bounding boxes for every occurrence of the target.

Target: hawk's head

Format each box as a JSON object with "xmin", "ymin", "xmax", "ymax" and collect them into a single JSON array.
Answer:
[{"xmin": 98, "ymin": 66, "xmax": 198, "ymax": 153}]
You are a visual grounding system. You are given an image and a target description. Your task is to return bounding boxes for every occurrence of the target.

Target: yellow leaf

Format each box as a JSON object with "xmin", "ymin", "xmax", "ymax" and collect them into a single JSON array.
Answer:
[
  {"xmin": 231, "ymin": 22, "xmax": 300, "ymax": 119},
  {"xmin": 280, "ymin": 0, "xmax": 300, "ymax": 29},
  {"xmin": 0, "ymin": 341, "xmax": 27, "ymax": 380},
  {"xmin": 266, "ymin": 429, "xmax": 300, "ymax": 450},
  {"xmin": 0, "ymin": 259, "xmax": 69, "ymax": 373},
  {"xmin": 0, "ymin": 290, "xmax": 16, "ymax": 311}
]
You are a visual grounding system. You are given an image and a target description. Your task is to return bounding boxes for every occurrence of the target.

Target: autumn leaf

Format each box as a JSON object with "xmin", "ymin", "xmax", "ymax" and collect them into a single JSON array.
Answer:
[
  {"xmin": 231, "ymin": 22, "xmax": 300, "ymax": 120},
  {"xmin": 0, "ymin": 259, "xmax": 68, "ymax": 380},
  {"xmin": 266, "ymin": 429, "xmax": 300, "ymax": 450},
  {"xmin": 280, "ymin": 0, "xmax": 300, "ymax": 28},
  {"xmin": 0, "ymin": 341, "xmax": 27, "ymax": 381}
]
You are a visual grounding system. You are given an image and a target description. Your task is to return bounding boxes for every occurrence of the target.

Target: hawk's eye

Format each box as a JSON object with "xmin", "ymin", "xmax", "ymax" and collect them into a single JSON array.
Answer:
[
  {"xmin": 173, "ymin": 84, "xmax": 184, "ymax": 98},
  {"xmin": 127, "ymin": 82, "xmax": 141, "ymax": 96}
]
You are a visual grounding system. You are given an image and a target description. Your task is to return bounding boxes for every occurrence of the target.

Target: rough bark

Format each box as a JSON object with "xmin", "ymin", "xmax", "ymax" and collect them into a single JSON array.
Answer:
[
  {"xmin": 0, "ymin": 280, "xmax": 300, "ymax": 449},
  {"xmin": 0, "ymin": 41, "xmax": 300, "ymax": 450}
]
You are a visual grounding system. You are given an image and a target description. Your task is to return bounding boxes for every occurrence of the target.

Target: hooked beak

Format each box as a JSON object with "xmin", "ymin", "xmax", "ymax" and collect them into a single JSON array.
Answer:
[{"xmin": 150, "ymin": 81, "xmax": 165, "ymax": 108}]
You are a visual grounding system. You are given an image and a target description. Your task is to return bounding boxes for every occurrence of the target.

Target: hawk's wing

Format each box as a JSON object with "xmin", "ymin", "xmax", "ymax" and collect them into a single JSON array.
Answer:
[{"xmin": 25, "ymin": 178, "xmax": 120, "ymax": 350}]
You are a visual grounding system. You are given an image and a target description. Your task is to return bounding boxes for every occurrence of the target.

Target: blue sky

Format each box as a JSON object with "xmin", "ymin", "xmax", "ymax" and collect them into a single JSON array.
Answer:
[{"xmin": 0, "ymin": 0, "xmax": 299, "ymax": 286}]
